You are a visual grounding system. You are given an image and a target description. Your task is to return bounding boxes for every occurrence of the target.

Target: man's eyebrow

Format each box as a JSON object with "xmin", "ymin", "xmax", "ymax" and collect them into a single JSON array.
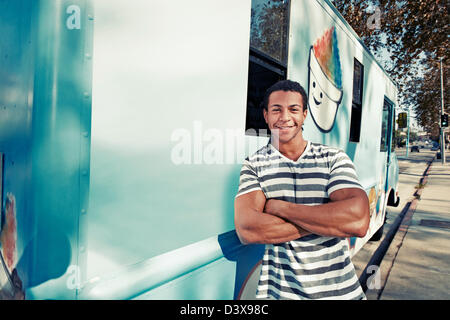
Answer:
[{"xmin": 269, "ymin": 104, "xmax": 302, "ymax": 108}]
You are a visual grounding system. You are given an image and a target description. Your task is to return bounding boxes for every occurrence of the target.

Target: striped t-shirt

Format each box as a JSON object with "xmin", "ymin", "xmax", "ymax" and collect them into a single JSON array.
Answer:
[{"xmin": 236, "ymin": 141, "xmax": 366, "ymax": 300}]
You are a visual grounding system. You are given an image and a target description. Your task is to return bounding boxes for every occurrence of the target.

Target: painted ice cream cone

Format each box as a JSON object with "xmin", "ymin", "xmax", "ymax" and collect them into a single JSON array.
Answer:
[{"xmin": 308, "ymin": 27, "xmax": 343, "ymax": 132}]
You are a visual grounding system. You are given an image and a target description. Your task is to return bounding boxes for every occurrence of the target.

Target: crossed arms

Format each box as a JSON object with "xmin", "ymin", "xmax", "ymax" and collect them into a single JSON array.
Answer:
[{"xmin": 234, "ymin": 188, "xmax": 370, "ymax": 245}]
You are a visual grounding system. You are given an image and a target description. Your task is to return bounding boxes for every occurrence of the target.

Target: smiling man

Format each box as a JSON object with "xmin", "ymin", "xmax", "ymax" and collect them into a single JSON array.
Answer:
[{"xmin": 234, "ymin": 80, "xmax": 369, "ymax": 300}]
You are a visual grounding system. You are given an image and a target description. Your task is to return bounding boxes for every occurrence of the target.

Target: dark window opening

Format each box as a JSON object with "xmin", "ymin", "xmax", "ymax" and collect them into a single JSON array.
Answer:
[
  {"xmin": 245, "ymin": 0, "xmax": 290, "ymax": 136},
  {"xmin": 349, "ymin": 58, "xmax": 364, "ymax": 142},
  {"xmin": 246, "ymin": 49, "xmax": 286, "ymax": 135},
  {"xmin": 380, "ymin": 98, "xmax": 393, "ymax": 152},
  {"xmin": 391, "ymin": 108, "xmax": 396, "ymax": 152}
]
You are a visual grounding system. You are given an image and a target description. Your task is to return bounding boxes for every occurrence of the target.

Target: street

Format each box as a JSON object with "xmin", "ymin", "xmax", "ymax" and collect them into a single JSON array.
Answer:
[{"xmin": 352, "ymin": 146, "xmax": 450, "ymax": 299}]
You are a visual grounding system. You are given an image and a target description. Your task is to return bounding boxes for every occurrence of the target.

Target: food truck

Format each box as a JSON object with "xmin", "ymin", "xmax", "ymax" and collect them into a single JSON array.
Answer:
[{"xmin": 0, "ymin": 0, "xmax": 399, "ymax": 299}]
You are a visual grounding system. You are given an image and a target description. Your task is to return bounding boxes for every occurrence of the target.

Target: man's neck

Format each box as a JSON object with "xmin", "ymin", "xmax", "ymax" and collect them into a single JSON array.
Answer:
[{"xmin": 272, "ymin": 137, "xmax": 308, "ymax": 161}]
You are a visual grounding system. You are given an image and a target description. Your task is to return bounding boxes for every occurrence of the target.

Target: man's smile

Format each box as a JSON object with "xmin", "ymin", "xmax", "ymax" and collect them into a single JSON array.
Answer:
[{"xmin": 274, "ymin": 125, "xmax": 296, "ymax": 130}]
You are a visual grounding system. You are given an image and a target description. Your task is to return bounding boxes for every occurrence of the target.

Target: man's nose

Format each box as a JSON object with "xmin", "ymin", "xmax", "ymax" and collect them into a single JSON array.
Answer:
[{"xmin": 279, "ymin": 109, "xmax": 290, "ymax": 121}]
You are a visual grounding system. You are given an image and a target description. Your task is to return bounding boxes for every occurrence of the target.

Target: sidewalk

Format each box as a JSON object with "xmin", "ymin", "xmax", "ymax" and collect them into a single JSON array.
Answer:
[{"xmin": 378, "ymin": 157, "xmax": 450, "ymax": 300}]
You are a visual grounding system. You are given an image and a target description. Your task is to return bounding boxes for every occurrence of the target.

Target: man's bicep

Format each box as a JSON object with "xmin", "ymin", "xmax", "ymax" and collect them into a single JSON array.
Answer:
[
  {"xmin": 329, "ymin": 187, "xmax": 367, "ymax": 202},
  {"xmin": 234, "ymin": 190, "xmax": 267, "ymax": 244},
  {"xmin": 235, "ymin": 190, "xmax": 266, "ymax": 215},
  {"xmin": 329, "ymin": 187, "xmax": 370, "ymax": 237}
]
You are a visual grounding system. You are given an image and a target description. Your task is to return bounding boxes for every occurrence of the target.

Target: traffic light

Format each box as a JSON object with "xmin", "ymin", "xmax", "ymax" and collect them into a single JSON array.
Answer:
[
  {"xmin": 442, "ymin": 114, "xmax": 448, "ymax": 127},
  {"xmin": 398, "ymin": 112, "xmax": 407, "ymax": 129}
]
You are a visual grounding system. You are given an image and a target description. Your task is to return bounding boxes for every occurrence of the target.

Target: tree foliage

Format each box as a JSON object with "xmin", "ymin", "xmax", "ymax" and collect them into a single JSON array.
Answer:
[
  {"xmin": 332, "ymin": 0, "xmax": 449, "ymax": 134},
  {"xmin": 250, "ymin": 0, "xmax": 289, "ymax": 63}
]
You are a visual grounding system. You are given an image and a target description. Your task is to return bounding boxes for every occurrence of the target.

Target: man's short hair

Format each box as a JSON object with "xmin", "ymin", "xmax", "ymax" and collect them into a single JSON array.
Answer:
[{"xmin": 262, "ymin": 80, "xmax": 308, "ymax": 111}]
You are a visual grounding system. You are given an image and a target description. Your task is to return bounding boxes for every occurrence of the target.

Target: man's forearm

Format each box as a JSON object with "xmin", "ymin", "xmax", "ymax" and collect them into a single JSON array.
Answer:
[
  {"xmin": 235, "ymin": 208, "xmax": 311, "ymax": 245},
  {"xmin": 265, "ymin": 197, "xmax": 369, "ymax": 238}
]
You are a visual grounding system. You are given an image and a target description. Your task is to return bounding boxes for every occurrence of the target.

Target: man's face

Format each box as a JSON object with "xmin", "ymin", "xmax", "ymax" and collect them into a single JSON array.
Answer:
[{"xmin": 263, "ymin": 90, "xmax": 307, "ymax": 145}]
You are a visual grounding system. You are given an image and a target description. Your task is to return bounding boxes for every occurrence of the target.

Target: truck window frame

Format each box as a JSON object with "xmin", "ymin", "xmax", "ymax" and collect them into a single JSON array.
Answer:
[{"xmin": 245, "ymin": 0, "xmax": 291, "ymax": 137}]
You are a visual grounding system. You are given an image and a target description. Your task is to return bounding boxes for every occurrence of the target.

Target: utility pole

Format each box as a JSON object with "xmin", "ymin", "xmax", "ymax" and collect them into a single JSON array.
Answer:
[
  {"xmin": 440, "ymin": 57, "xmax": 446, "ymax": 164},
  {"xmin": 406, "ymin": 108, "xmax": 410, "ymax": 158}
]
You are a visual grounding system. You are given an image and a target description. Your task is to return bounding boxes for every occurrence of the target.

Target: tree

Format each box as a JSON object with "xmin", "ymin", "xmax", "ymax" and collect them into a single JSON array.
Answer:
[{"xmin": 332, "ymin": 0, "xmax": 448, "ymax": 135}]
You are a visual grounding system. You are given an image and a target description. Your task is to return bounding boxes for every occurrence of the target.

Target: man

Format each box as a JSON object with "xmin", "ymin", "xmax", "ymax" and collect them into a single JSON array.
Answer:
[{"xmin": 234, "ymin": 80, "xmax": 370, "ymax": 300}]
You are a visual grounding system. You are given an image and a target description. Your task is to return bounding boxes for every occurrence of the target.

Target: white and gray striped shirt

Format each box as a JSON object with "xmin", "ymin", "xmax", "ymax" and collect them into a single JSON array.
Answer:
[{"xmin": 236, "ymin": 141, "xmax": 366, "ymax": 300}]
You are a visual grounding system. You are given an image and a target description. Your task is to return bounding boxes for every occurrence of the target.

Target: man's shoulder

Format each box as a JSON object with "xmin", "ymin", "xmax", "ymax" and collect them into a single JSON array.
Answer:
[
  {"xmin": 245, "ymin": 144, "xmax": 273, "ymax": 163},
  {"xmin": 308, "ymin": 142, "xmax": 346, "ymax": 158}
]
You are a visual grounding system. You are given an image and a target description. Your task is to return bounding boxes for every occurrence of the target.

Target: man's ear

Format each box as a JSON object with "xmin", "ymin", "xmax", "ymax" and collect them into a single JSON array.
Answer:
[{"xmin": 263, "ymin": 108, "xmax": 268, "ymax": 124}]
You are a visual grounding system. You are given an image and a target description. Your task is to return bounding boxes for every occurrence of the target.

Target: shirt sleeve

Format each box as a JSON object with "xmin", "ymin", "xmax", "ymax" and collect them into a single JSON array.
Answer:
[
  {"xmin": 327, "ymin": 150, "xmax": 363, "ymax": 196},
  {"xmin": 235, "ymin": 159, "xmax": 262, "ymax": 198}
]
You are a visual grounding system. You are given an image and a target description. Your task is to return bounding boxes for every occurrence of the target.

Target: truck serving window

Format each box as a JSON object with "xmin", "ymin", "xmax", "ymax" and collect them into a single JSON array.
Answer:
[
  {"xmin": 349, "ymin": 58, "xmax": 364, "ymax": 142},
  {"xmin": 245, "ymin": 0, "xmax": 290, "ymax": 136},
  {"xmin": 380, "ymin": 98, "xmax": 394, "ymax": 152}
]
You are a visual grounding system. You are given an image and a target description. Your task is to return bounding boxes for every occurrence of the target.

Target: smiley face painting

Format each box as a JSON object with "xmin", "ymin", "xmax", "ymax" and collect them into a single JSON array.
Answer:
[{"xmin": 308, "ymin": 27, "xmax": 343, "ymax": 132}]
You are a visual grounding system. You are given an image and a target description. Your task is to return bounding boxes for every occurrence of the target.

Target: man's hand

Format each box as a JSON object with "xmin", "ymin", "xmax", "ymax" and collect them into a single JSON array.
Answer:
[{"xmin": 264, "ymin": 199, "xmax": 285, "ymax": 216}]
